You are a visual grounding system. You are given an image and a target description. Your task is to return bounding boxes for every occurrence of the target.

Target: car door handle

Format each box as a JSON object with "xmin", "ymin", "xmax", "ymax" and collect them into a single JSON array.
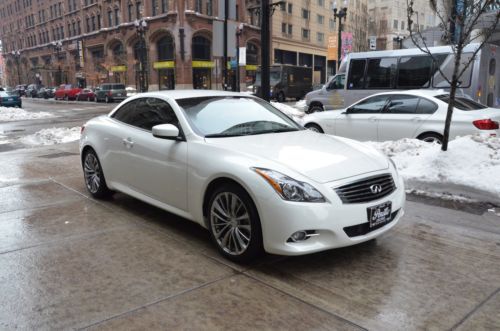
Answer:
[
  {"xmin": 368, "ymin": 116, "xmax": 378, "ymax": 122},
  {"xmin": 122, "ymin": 138, "xmax": 134, "ymax": 148},
  {"xmin": 411, "ymin": 117, "xmax": 422, "ymax": 122}
]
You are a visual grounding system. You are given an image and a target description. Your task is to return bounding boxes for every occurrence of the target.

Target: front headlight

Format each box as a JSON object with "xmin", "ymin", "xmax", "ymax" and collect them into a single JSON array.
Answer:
[{"xmin": 252, "ymin": 168, "xmax": 326, "ymax": 202}]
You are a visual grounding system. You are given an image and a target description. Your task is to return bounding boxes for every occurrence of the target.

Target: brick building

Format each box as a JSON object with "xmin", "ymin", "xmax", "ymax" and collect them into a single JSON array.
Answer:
[{"xmin": 0, "ymin": 0, "xmax": 261, "ymax": 90}]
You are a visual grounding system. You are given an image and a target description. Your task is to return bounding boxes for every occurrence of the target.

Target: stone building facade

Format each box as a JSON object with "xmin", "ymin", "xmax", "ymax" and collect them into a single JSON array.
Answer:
[{"xmin": 0, "ymin": 0, "xmax": 261, "ymax": 90}]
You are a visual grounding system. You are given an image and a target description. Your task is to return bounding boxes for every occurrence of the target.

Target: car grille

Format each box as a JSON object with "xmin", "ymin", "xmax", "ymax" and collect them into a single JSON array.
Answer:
[
  {"xmin": 343, "ymin": 209, "xmax": 400, "ymax": 238},
  {"xmin": 334, "ymin": 174, "xmax": 396, "ymax": 204}
]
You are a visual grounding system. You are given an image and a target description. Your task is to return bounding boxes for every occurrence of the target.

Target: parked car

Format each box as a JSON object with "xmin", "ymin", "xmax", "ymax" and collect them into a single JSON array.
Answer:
[
  {"xmin": 95, "ymin": 83, "xmax": 127, "ymax": 103},
  {"xmin": 125, "ymin": 86, "xmax": 137, "ymax": 97},
  {"xmin": 80, "ymin": 90, "xmax": 405, "ymax": 262},
  {"xmin": 0, "ymin": 91, "xmax": 22, "ymax": 107},
  {"xmin": 254, "ymin": 65, "xmax": 313, "ymax": 102},
  {"xmin": 37, "ymin": 87, "xmax": 55, "ymax": 99},
  {"xmin": 26, "ymin": 84, "xmax": 43, "ymax": 98},
  {"xmin": 76, "ymin": 88, "xmax": 96, "ymax": 101},
  {"xmin": 54, "ymin": 84, "xmax": 82, "ymax": 100},
  {"xmin": 15, "ymin": 85, "xmax": 28, "ymax": 96},
  {"xmin": 303, "ymin": 90, "xmax": 500, "ymax": 144}
]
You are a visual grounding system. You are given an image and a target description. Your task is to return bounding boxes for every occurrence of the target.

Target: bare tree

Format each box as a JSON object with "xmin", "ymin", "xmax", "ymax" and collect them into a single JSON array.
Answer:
[{"xmin": 406, "ymin": 0, "xmax": 500, "ymax": 151}]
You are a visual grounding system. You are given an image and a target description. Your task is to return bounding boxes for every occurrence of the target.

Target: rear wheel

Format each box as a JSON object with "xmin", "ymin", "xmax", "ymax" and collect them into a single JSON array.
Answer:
[
  {"xmin": 305, "ymin": 123, "xmax": 324, "ymax": 133},
  {"xmin": 306, "ymin": 104, "xmax": 324, "ymax": 114},
  {"xmin": 83, "ymin": 149, "xmax": 112, "ymax": 199},
  {"xmin": 208, "ymin": 184, "xmax": 263, "ymax": 263},
  {"xmin": 419, "ymin": 133, "xmax": 443, "ymax": 144},
  {"xmin": 277, "ymin": 92, "xmax": 286, "ymax": 103},
  {"xmin": 105, "ymin": 96, "xmax": 110, "ymax": 103}
]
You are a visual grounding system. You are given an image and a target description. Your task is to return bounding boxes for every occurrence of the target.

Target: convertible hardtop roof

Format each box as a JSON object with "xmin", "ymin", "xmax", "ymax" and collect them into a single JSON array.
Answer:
[{"xmin": 133, "ymin": 90, "xmax": 256, "ymax": 101}]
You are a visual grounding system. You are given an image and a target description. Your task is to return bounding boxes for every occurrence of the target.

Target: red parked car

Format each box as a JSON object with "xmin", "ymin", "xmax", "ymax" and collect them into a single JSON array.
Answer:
[
  {"xmin": 75, "ymin": 88, "xmax": 96, "ymax": 101},
  {"xmin": 54, "ymin": 84, "xmax": 82, "ymax": 101}
]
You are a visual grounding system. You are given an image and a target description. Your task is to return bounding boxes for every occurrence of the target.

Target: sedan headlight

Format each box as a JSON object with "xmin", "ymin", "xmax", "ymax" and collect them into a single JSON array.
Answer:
[{"xmin": 252, "ymin": 168, "xmax": 325, "ymax": 202}]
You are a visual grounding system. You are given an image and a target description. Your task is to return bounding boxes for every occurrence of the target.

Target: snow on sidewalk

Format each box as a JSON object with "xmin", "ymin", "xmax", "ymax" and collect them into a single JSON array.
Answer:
[
  {"xmin": 366, "ymin": 135, "xmax": 500, "ymax": 201},
  {"xmin": 271, "ymin": 101, "xmax": 306, "ymax": 124},
  {"xmin": 0, "ymin": 107, "xmax": 54, "ymax": 122},
  {"xmin": 21, "ymin": 127, "xmax": 81, "ymax": 146}
]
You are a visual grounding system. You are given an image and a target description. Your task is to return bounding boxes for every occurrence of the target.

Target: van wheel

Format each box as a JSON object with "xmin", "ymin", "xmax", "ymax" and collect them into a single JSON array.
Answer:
[
  {"xmin": 277, "ymin": 92, "xmax": 285, "ymax": 103},
  {"xmin": 305, "ymin": 123, "xmax": 324, "ymax": 133},
  {"xmin": 306, "ymin": 104, "xmax": 324, "ymax": 114}
]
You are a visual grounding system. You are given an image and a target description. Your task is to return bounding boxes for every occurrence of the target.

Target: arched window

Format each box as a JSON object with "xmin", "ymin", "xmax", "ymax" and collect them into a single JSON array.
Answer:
[
  {"xmin": 157, "ymin": 35, "xmax": 174, "ymax": 61},
  {"xmin": 113, "ymin": 43, "xmax": 124, "ymax": 57},
  {"xmin": 246, "ymin": 42, "xmax": 259, "ymax": 65},
  {"xmin": 192, "ymin": 36, "xmax": 210, "ymax": 60}
]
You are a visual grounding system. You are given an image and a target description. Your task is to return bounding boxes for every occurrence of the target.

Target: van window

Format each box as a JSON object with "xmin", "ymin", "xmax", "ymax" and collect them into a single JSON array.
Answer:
[
  {"xmin": 347, "ymin": 59, "xmax": 366, "ymax": 89},
  {"xmin": 432, "ymin": 53, "xmax": 473, "ymax": 88},
  {"xmin": 397, "ymin": 56, "xmax": 432, "ymax": 88},
  {"xmin": 113, "ymin": 84, "xmax": 125, "ymax": 89},
  {"xmin": 366, "ymin": 58, "xmax": 397, "ymax": 88},
  {"xmin": 101, "ymin": 84, "xmax": 111, "ymax": 90}
]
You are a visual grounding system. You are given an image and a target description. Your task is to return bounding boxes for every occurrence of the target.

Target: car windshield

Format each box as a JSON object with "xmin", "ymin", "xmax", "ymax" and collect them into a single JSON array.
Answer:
[
  {"xmin": 0, "ymin": 91, "xmax": 17, "ymax": 97},
  {"xmin": 177, "ymin": 96, "xmax": 302, "ymax": 137},
  {"xmin": 435, "ymin": 94, "xmax": 488, "ymax": 110}
]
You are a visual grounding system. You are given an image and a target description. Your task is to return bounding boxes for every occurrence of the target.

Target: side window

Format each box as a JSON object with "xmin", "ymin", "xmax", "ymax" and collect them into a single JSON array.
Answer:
[
  {"xmin": 347, "ymin": 59, "xmax": 366, "ymax": 89},
  {"xmin": 365, "ymin": 58, "xmax": 397, "ymax": 88},
  {"xmin": 417, "ymin": 98, "xmax": 438, "ymax": 114},
  {"xmin": 349, "ymin": 95, "xmax": 389, "ymax": 114},
  {"xmin": 385, "ymin": 95, "xmax": 419, "ymax": 114},
  {"xmin": 113, "ymin": 98, "xmax": 179, "ymax": 131},
  {"xmin": 397, "ymin": 56, "xmax": 432, "ymax": 88}
]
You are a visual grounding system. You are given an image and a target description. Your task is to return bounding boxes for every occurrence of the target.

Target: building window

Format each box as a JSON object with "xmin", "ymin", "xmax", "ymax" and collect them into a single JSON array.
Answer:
[
  {"xmin": 329, "ymin": 18, "xmax": 335, "ymax": 30},
  {"xmin": 317, "ymin": 32, "xmax": 324, "ymax": 43},
  {"xmin": 302, "ymin": 28, "xmax": 309, "ymax": 40},
  {"xmin": 393, "ymin": 19, "xmax": 398, "ymax": 29},
  {"xmin": 128, "ymin": 4, "xmax": 133, "ymax": 21},
  {"xmin": 280, "ymin": 1, "xmax": 286, "ymax": 11},
  {"xmin": 108, "ymin": 10, "xmax": 112, "ymax": 26},
  {"xmin": 115, "ymin": 8, "xmax": 120, "ymax": 25},
  {"xmin": 86, "ymin": 17, "xmax": 90, "ymax": 32},
  {"xmin": 287, "ymin": 3, "xmax": 292, "ymax": 13},
  {"xmin": 195, "ymin": 0, "xmax": 202, "ymax": 12},
  {"xmin": 301, "ymin": 9, "xmax": 309, "ymax": 19},
  {"xmin": 207, "ymin": 0, "xmax": 212, "ymax": 16},
  {"xmin": 152, "ymin": 0, "xmax": 157, "ymax": 15},
  {"xmin": 401, "ymin": 21, "xmax": 405, "ymax": 30},
  {"xmin": 318, "ymin": 0, "xmax": 324, "ymax": 6},
  {"xmin": 317, "ymin": 14, "xmax": 324, "ymax": 24},
  {"xmin": 136, "ymin": 2, "xmax": 141, "ymax": 18},
  {"xmin": 288, "ymin": 24, "xmax": 292, "ymax": 35},
  {"xmin": 161, "ymin": 0, "xmax": 167, "ymax": 13},
  {"xmin": 97, "ymin": 13, "xmax": 101, "ymax": 29},
  {"xmin": 91, "ymin": 15, "xmax": 96, "ymax": 30},
  {"xmin": 281, "ymin": 22, "xmax": 286, "ymax": 33}
]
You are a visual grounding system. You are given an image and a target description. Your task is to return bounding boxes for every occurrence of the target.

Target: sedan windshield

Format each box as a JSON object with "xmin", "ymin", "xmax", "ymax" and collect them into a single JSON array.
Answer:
[
  {"xmin": 177, "ymin": 96, "xmax": 302, "ymax": 137},
  {"xmin": 435, "ymin": 94, "xmax": 488, "ymax": 110}
]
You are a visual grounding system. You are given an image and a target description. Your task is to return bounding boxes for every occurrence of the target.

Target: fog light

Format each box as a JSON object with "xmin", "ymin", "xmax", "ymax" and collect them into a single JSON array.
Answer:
[{"xmin": 290, "ymin": 231, "xmax": 307, "ymax": 242}]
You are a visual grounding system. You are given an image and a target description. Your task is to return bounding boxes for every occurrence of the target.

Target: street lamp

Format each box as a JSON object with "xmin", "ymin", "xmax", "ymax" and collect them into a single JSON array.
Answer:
[
  {"xmin": 393, "ymin": 35, "xmax": 404, "ymax": 49},
  {"xmin": 11, "ymin": 50, "xmax": 21, "ymax": 85},
  {"xmin": 51, "ymin": 41, "xmax": 63, "ymax": 85},
  {"xmin": 332, "ymin": 0, "xmax": 348, "ymax": 69},
  {"xmin": 134, "ymin": 18, "xmax": 149, "ymax": 93},
  {"xmin": 235, "ymin": 23, "xmax": 244, "ymax": 92}
]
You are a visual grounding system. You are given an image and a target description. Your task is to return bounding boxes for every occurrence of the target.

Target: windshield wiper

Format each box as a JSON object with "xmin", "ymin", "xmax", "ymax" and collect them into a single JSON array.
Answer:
[
  {"xmin": 247, "ymin": 128, "xmax": 299, "ymax": 135},
  {"xmin": 204, "ymin": 133, "xmax": 248, "ymax": 138}
]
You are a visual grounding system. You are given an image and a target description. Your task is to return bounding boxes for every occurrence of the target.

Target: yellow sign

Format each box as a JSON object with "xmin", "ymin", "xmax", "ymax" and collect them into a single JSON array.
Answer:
[
  {"xmin": 153, "ymin": 61, "xmax": 175, "ymax": 69},
  {"xmin": 245, "ymin": 65, "xmax": 258, "ymax": 71},
  {"xmin": 192, "ymin": 61, "xmax": 215, "ymax": 68},
  {"xmin": 111, "ymin": 65, "xmax": 127, "ymax": 72},
  {"xmin": 327, "ymin": 35, "xmax": 338, "ymax": 61}
]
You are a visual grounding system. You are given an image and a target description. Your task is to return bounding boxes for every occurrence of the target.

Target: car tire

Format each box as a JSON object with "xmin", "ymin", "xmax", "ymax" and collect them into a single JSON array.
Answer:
[
  {"xmin": 82, "ymin": 149, "xmax": 112, "ymax": 199},
  {"xmin": 306, "ymin": 104, "xmax": 324, "ymax": 114},
  {"xmin": 105, "ymin": 96, "xmax": 110, "ymax": 103},
  {"xmin": 305, "ymin": 123, "xmax": 324, "ymax": 133},
  {"xmin": 419, "ymin": 133, "xmax": 443, "ymax": 144},
  {"xmin": 277, "ymin": 92, "xmax": 285, "ymax": 103},
  {"xmin": 64, "ymin": 95, "xmax": 69, "ymax": 101},
  {"xmin": 207, "ymin": 183, "xmax": 263, "ymax": 263}
]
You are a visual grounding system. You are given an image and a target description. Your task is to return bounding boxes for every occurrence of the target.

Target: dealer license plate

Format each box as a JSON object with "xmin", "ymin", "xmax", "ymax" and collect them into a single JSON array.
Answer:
[{"xmin": 367, "ymin": 202, "xmax": 392, "ymax": 228}]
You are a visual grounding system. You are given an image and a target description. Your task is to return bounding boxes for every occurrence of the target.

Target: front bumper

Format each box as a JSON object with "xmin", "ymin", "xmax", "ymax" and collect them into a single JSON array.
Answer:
[{"xmin": 255, "ymin": 171, "xmax": 406, "ymax": 255}]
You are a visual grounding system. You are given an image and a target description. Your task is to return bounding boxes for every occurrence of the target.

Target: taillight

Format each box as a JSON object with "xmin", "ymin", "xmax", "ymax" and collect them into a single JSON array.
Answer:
[
  {"xmin": 107, "ymin": 91, "xmax": 112, "ymax": 96},
  {"xmin": 473, "ymin": 119, "xmax": 499, "ymax": 130},
  {"xmin": 81, "ymin": 125, "xmax": 85, "ymax": 134}
]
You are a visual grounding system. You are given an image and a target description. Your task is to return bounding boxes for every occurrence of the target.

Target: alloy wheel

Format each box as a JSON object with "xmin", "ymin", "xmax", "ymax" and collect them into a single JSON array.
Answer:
[
  {"xmin": 210, "ymin": 192, "xmax": 252, "ymax": 256},
  {"xmin": 84, "ymin": 152, "xmax": 102, "ymax": 194}
]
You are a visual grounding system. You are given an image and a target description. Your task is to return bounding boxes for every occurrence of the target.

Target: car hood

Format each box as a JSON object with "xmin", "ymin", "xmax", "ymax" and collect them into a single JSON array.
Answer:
[{"xmin": 205, "ymin": 130, "xmax": 388, "ymax": 183}]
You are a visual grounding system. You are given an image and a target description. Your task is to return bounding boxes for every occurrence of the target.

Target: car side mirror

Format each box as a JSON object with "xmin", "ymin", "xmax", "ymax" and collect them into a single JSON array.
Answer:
[
  {"xmin": 152, "ymin": 124, "xmax": 181, "ymax": 140},
  {"xmin": 341, "ymin": 107, "xmax": 351, "ymax": 115}
]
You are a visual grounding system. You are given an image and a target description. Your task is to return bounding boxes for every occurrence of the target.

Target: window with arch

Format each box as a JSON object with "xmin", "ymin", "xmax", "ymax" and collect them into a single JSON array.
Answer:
[
  {"xmin": 114, "ymin": 7, "xmax": 120, "ymax": 25},
  {"xmin": 192, "ymin": 35, "xmax": 210, "ymax": 60},
  {"xmin": 157, "ymin": 35, "xmax": 174, "ymax": 60},
  {"xmin": 246, "ymin": 42, "xmax": 259, "ymax": 65}
]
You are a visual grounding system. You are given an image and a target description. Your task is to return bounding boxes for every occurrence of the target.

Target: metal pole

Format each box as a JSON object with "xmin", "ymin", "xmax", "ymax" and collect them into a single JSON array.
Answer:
[
  {"xmin": 261, "ymin": 0, "xmax": 270, "ymax": 101},
  {"xmin": 236, "ymin": 32, "xmax": 240, "ymax": 92},
  {"xmin": 223, "ymin": 0, "xmax": 229, "ymax": 90},
  {"xmin": 337, "ymin": 17, "xmax": 342, "ymax": 69},
  {"xmin": 16, "ymin": 58, "xmax": 21, "ymax": 85}
]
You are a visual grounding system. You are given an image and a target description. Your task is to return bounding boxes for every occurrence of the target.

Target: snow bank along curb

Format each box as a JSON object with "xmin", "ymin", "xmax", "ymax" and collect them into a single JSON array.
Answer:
[
  {"xmin": 0, "ymin": 107, "xmax": 54, "ymax": 122},
  {"xmin": 365, "ymin": 135, "xmax": 500, "ymax": 205},
  {"xmin": 21, "ymin": 127, "xmax": 81, "ymax": 146}
]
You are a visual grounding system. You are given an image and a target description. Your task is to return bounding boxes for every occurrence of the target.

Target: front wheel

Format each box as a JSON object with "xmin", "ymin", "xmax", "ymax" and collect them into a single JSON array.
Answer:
[
  {"xmin": 419, "ymin": 133, "xmax": 443, "ymax": 144},
  {"xmin": 83, "ymin": 149, "xmax": 112, "ymax": 199},
  {"xmin": 306, "ymin": 104, "xmax": 324, "ymax": 114},
  {"xmin": 105, "ymin": 96, "xmax": 110, "ymax": 103},
  {"xmin": 208, "ymin": 184, "xmax": 263, "ymax": 263},
  {"xmin": 277, "ymin": 92, "xmax": 285, "ymax": 103},
  {"xmin": 305, "ymin": 123, "xmax": 324, "ymax": 133}
]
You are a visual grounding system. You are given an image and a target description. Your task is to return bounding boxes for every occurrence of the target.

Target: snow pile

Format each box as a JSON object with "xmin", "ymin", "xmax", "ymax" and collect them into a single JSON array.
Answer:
[
  {"xmin": 271, "ymin": 101, "xmax": 305, "ymax": 123},
  {"xmin": 366, "ymin": 135, "xmax": 500, "ymax": 199},
  {"xmin": 294, "ymin": 99, "xmax": 307, "ymax": 111},
  {"xmin": 21, "ymin": 127, "xmax": 81, "ymax": 146},
  {"xmin": 0, "ymin": 107, "xmax": 54, "ymax": 122}
]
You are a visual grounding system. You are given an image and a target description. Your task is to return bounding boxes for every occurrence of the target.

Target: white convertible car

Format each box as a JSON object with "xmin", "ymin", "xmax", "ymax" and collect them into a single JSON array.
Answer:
[{"xmin": 80, "ymin": 90, "xmax": 405, "ymax": 262}]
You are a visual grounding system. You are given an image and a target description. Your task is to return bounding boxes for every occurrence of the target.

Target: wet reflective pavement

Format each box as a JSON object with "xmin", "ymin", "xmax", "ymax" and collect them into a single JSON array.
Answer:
[{"xmin": 0, "ymin": 142, "xmax": 499, "ymax": 330}]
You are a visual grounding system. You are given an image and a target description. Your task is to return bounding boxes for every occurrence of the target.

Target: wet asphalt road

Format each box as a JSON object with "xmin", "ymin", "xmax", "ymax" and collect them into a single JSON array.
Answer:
[{"xmin": 0, "ymin": 99, "xmax": 499, "ymax": 330}]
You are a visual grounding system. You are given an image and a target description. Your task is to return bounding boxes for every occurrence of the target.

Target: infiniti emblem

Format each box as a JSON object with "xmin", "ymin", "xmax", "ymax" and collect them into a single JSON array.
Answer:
[{"xmin": 370, "ymin": 184, "xmax": 382, "ymax": 194}]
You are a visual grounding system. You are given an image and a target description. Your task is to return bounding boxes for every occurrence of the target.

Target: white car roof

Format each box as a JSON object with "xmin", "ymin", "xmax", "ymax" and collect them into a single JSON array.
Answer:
[
  {"xmin": 130, "ymin": 90, "xmax": 255, "ymax": 101},
  {"xmin": 373, "ymin": 89, "xmax": 449, "ymax": 98}
]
